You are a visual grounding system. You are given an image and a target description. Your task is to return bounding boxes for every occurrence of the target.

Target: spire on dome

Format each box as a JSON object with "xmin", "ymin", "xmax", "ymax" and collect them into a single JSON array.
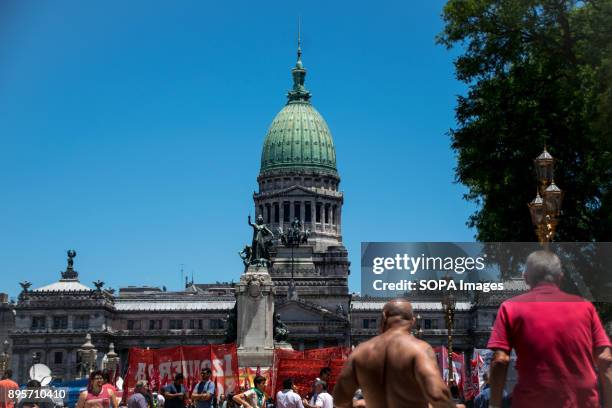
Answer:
[{"xmin": 287, "ymin": 18, "xmax": 311, "ymax": 103}]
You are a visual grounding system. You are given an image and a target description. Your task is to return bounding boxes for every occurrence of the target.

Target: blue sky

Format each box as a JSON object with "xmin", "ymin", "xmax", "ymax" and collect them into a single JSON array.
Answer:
[{"xmin": 0, "ymin": 0, "xmax": 476, "ymax": 297}]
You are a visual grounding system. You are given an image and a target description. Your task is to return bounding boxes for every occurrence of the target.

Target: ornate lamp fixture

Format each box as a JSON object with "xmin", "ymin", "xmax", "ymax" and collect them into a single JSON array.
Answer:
[
  {"xmin": 104, "ymin": 343, "xmax": 120, "ymax": 382},
  {"xmin": 442, "ymin": 284, "xmax": 456, "ymax": 387},
  {"xmin": 278, "ymin": 217, "xmax": 310, "ymax": 300},
  {"xmin": 0, "ymin": 339, "xmax": 10, "ymax": 375},
  {"xmin": 528, "ymin": 147, "xmax": 564, "ymax": 244},
  {"xmin": 77, "ymin": 333, "xmax": 97, "ymax": 378}
]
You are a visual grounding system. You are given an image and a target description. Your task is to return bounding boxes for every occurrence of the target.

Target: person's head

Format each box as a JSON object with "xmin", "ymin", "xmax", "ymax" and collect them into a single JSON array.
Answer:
[
  {"xmin": 352, "ymin": 389, "xmax": 366, "ymax": 408},
  {"xmin": 102, "ymin": 369, "xmax": 112, "ymax": 384},
  {"xmin": 319, "ymin": 367, "xmax": 331, "ymax": 382},
  {"xmin": 253, "ymin": 375, "xmax": 266, "ymax": 391},
  {"xmin": 282, "ymin": 378, "xmax": 294, "ymax": 390},
  {"xmin": 1, "ymin": 369, "xmax": 12, "ymax": 380},
  {"xmin": 88, "ymin": 370, "xmax": 105, "ymax": 392},
  {"xmin": 135, "ymin": 380, "xmax": 149, "ymax": 393},
  {"xmin": 314, "ymin": 380, "xmax": 327, "ymax": 394},
  {"xmin": 200, "ymin": 368, "xmax": 212, "ymax": 382},
  {"xmin": 524, "ymin": 250, "xmax": 563, "ymax": 287},
  {"xmin": 174, "ymin": 373, "xmax": 184, "ymax": 386},
  {"xmin": 482, "ymin": 372, "xmax": 489, "ymax": 384},
  {"xmin": 226, "ymin": 393, "xmax": 235, "ymax": 407},
  {"xmin": 256, "ymin": 215, "xmax": 264, "ymax": 225},
  {"xmin": 381, "ymin": 299, "xmax": 415, "ymax": 332},
  {"xmin": 26, "ymin": 380, "xmax": 41, "ymax": 388}
]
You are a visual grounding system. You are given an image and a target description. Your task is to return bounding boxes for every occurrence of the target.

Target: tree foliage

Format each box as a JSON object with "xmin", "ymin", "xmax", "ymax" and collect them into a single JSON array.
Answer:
[{"xmin": 437, "ymin": 0, "xmax": 612, "ymax": 243}]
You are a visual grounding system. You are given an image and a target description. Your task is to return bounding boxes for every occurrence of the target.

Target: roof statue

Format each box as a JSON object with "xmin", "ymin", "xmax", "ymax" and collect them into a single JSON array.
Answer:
[{"xmin": 61, "ymin": 249, "xmax": 79, "ymax": 280}]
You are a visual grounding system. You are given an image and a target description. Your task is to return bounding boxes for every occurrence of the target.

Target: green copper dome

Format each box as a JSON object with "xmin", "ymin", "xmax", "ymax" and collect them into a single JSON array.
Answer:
[{"xmin": 260, "ymin": 47, "xmax": 337, "ymax": 175}]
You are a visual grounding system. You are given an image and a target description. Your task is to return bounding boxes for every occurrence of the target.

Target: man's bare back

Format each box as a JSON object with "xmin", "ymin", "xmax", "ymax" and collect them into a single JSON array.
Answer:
[{"xmin": 333, "ymin": 300, "xmax": 458, "ymax": 408}]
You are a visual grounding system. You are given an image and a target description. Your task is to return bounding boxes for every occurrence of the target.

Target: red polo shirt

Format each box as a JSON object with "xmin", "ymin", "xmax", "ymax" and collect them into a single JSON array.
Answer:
[{"xmin": 488, "ymin": 283, "xmax": 611, "ymax": 408}]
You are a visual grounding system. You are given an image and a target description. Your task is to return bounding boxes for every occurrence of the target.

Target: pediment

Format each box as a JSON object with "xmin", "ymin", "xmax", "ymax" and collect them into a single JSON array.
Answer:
[{"xmin": 280, "ymin": 185, "xmax": 316, "ymax": 197}]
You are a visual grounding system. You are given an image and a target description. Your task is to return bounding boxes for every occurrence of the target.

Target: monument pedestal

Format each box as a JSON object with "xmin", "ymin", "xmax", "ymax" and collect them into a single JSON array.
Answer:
[{"xmin": 236, "ymin": 264, "xmax": 275, "ymax": 367}]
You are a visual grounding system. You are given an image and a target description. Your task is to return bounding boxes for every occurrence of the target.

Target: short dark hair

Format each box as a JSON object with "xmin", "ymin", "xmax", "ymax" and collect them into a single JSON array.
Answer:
[
  {"xmin": 282, "ymin": 378, "xmax": 293, "ymax": 389},
  {"xmin": 254, "ymin": 375, "xmax": 266, "ymax": 386},
  {"xmin": 102, "ymin": 369, "xmax": 112, "ymax": 382},
  {"xmin": 201, "ymin": 368, "xmax": 212, "ymax": 375},
  {"xmin": 174, "ymin": 373, "xmax": 184, "ymax": 381},
  {"xmin": 26, "ymin": 380, "xmax": 41, "ymax": 388},
  {"xmin": 319, "ymin": 367, "xmax": 331, "ymax": 377},
  {"xmin": 2, "ymin": 369, "xmax": 12, "ymax": 379}
]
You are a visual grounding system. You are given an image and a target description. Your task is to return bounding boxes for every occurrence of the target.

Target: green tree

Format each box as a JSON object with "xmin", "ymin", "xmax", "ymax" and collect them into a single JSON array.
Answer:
[{"xmin": 437, "ymin": 0, "xmax": 612, "ymax": 244}]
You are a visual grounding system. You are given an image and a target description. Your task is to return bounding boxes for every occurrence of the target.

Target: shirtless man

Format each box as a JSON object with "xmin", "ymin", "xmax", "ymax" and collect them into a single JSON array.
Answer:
[{"xmin": 333, "ymin": 299, "xmax": 462, "ymax": 408}]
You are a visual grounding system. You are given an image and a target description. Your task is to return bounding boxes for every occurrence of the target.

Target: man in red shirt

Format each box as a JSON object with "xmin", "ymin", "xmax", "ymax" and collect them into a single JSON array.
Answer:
[
  {"xmin": 487, "ymin": 250, "xmax": 612, "ymax": 408},
  {"xmin": 0, "ymin": 370, "xmax": 20, "ymax": 408}
]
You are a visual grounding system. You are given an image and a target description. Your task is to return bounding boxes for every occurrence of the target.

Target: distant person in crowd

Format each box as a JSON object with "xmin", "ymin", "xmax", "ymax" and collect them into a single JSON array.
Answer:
[
  {"xmin": 162, "ymin": 374, "xmax": 187, "ymax": 408},
  {"xmin": 303, "ymin": 381, "xmax": 332, "ymax": 408},
  {"xmin": 221, "ymin": 393, "xmax": 236, "ymax": 408},
  {"xmin": 0, "ymin": 369, "xmax": 20, "ymax": 408},
  {"xmin": 127, "ymin": 381, "xmax": 149, "ymax": 408},
  {"xmin": 276, "ymin": 378, "xmax": 303, "ymax": 408},
  {"xmin": 217, "ymin": 394, "xmax": 225, "ymax": 408},
  {"xmin": 102, "ymin": 369, "xmax": 119, "ymax": 408},
  {"xmin": 192, "ymin": 368, "xmax": 215, "ymax": 408},
  {"xmin": 154, "ymin": 392, "xmax": 165, "ymax": 408},
  {"xmin": 16, "ymin": 380, "xmax": 54, "ymax": 408},
  {"xmin": 351, "ymin": 390, "xmax": 365, "ymax": 408},
  {"xmin": 77, "ymin": 370, "xmax": 119, "ymax": 408},
  {"xmin": 332, "ymin": 299, "xmax": 462, "ymax": 408},
  {"xmin": 233, "ymin": 375, "xmax": 267, "ymax": 408},
  {"xmin": 318, "ymin": 368, "xmax": 331, "ymax": 384},
  {"xmin": 487, "ymin": 250, "xmax": 612, "ymax": 408},
  {"xmin": 473, "ymin": 373, "xmax": 508, "ymax": 408}
]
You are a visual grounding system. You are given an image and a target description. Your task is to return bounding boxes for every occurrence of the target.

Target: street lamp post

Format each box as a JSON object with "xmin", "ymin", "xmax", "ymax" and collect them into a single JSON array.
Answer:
[
  {"xmin": 442, "ymin": 288, "xmax": 456, "ymax": 387},
  {"xmin": 0, "ymin": 339, "xmax": 10, "ymax": 376},
  {"xmin": 278, "ymin": 217, "xmax": 310, "ymax": 300},
  {"xmin": 528, "ymin": 147, "xmax": 564, "ymax": 245},
  {"xmin": 414, "ymin": 314, "xmax": 423, "ymax": 339},
  {"xmin": 104, "ymin": 343, "xmax": 120, "ymax": 383},
  {"xmin": 77, "ymin": 334, "xmax": 97, "ymax": 378}
]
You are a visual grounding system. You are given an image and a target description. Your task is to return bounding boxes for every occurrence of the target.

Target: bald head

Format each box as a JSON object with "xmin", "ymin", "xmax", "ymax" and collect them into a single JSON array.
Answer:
[{"xmin": 381, "ymin": 299, "xmax": 415, "ymax": 332}]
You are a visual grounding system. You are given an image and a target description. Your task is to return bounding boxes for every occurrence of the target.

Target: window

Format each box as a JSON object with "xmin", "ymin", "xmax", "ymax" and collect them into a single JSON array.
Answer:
[
  {"xmin": 54, "ymin": 351, "xmax": 63, "ymax": 365},
  {"xmin": 210, "ymin": 319, "xmax": 224, "ymax": 329},
  {"xmin": 424, "ymin": 319, "xmax": 439, "ymax": 330},
  {"xmin": 127, "ymin": 320, "xmax": 141, "ymax": 330},
  {"xmin": 198, "ymin": 319, "xmax": 203, "ymax": 329},
  {"xmin": 52, "ymin": 316, "xmax": 68, "ymax": 330},
  {"xmin": 274, "ymin": 203, "xmax": 279, "ymax": 223},
  {"xmin": 283, "ymin": 202, "xmax": 290, "ymax": 222},
  {"xmin": 332, "ymin": 205, "xmax": 337, "ymax": 224},
  {"xmin": 305, "ymin": 202, "xmax": 312, "ymax": 223},
  {"xmin": 169, "ymin": 320, "xmax": 183, "ymax": 330},
  {"xmin": 149, "ymin": 320, "xmax": 162, "ymax": 330},
  {"xmin": 294, "ymin": 202, "xmax": 301, "ymax": 221},
  {"xmin": 316, "ymin": 203, "xmax": 321, "ymax": 223},
  {"xmin": 74, "ymin": 315, "xmax": 90, "ymax": 329},
  {"xmin": 324, "ymin": 204, "xmax": 330, "ymax": 224},
  {"xmin": 362, "ymin": 319, "xmax": 377, "ymax": 329},
  {"xmin": 266, "ymin": 205, "xmax": 271, "ymax": 223},
  {"xmin": 31, "ymin": 316, "xmax": 46, "ymax": 330}
]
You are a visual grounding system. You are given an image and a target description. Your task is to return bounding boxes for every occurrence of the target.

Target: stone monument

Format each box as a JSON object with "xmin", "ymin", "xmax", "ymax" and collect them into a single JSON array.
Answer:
[{"xmin": 235, "ymin": 215, "xmax": 277, "ymax": 366}]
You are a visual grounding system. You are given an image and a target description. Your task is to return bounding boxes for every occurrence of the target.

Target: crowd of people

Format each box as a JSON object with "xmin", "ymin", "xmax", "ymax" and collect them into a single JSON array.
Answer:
[{"xmin": 1, "ymin": 250, "xmax": 610, "ymax": 408}]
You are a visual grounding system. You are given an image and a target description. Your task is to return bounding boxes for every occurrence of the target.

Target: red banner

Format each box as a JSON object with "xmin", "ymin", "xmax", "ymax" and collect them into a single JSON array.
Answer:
[
  {"xmin": 271, "ymin": 346, "xmax": 350, "ymax": 399},
  {"xmin": 124, "ymin": 344, "xmax": 239, "ymax": 399}
]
